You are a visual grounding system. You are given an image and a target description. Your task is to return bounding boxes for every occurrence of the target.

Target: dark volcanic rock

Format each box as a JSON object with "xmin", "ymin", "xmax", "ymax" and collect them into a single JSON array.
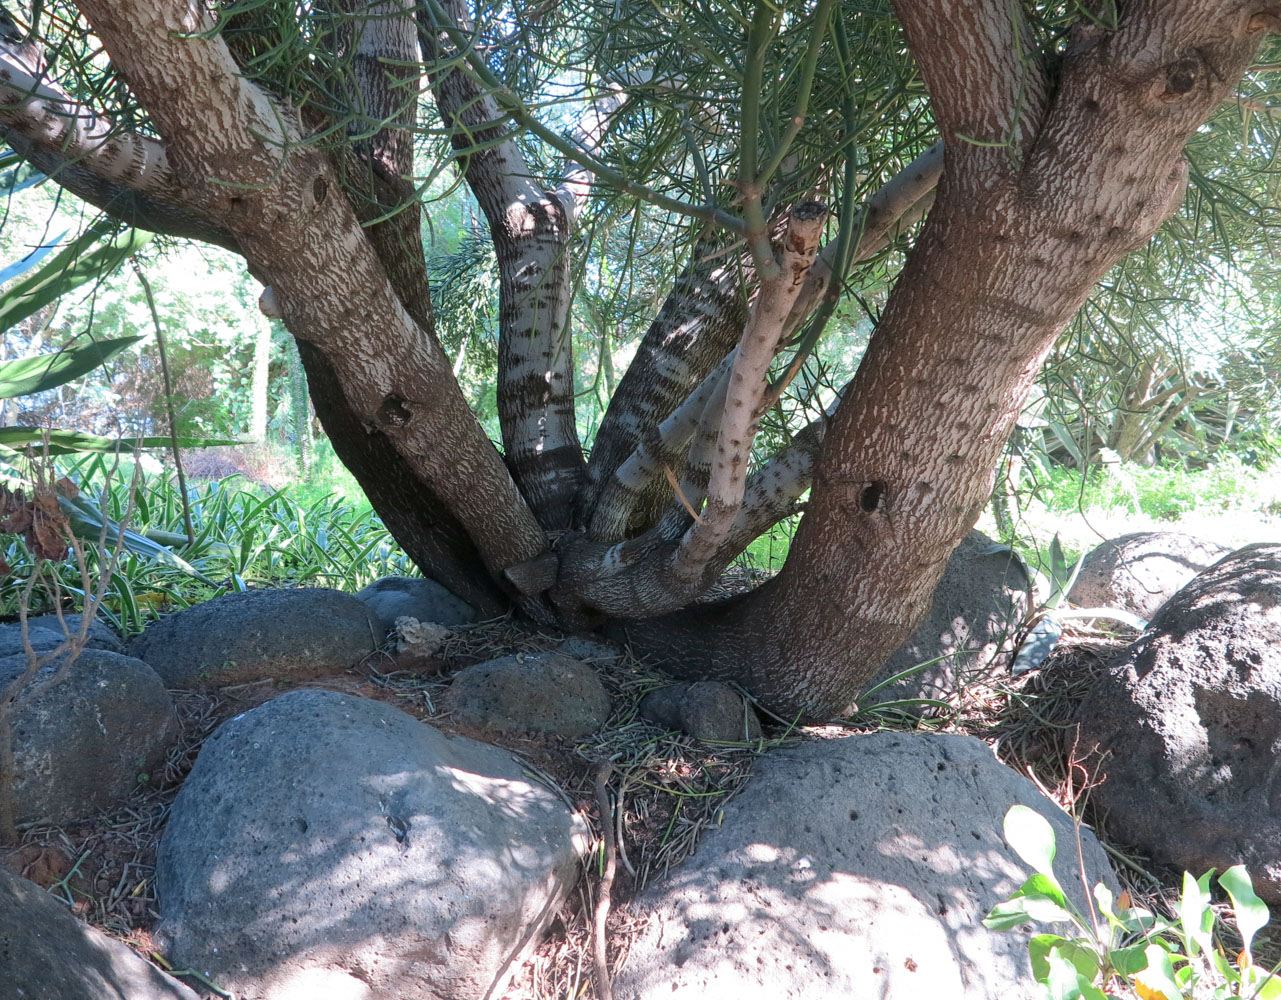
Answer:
[
  {"xmin": 128, "ymin": 587, "xmax": 377, "ymax": 688},
  {"xmin": 863, "ymin": 530, "xmax": 1029, "ymax": 713},
  {"xmin": 640, "ymin": 681, "xmax": 763, "ymax": 742},
  {"xmin": 356, "ymin": 575, "xmax": 476, "ymax": 640},
  {"xmin": 443, "ymin": 651, "xmax": 612, "ymax": 737},
  {"xmin": 0, "ymin": 648, "xmax": 176, "ymax": 826},
  {"xmin": 1078, "ymin": 543, "xmax": 1281, "ymax": 901}
]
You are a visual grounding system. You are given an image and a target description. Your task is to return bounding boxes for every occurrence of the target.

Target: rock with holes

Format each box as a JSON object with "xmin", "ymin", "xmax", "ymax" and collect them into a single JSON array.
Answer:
[
  {"xmin": 862, "ymin": 530, "xmax": 1030, "ymax": 714},
  {"xmin": 1077, "ymin": 543, "xmax": 1281, "ymax": 902},
  {"xmin": 1, "ymin": 868, "xmax": 198, "ymax": 999},
  {"xmin": 1067, "ymin": 531, "xmax": 1230, "ymax": 619},
  {"xmin": 156, "ymin": 689, "xmax": 587, "ymax": 1000},
  {"xmin": 128, "ymin": 587, "xmax": 378, "ymax": 689},
  {"xmin": 0, "ymin": 615, "xmax": 123, "ymax": 660},
  {"xmin": 639, "ymin": 681, "xmax": 763, "ymax": 742},
  {"xmin": 1, "ymin": 648, "xmax": 177, "ymax": 826},
  {"xmin": 356, "ymin": 576, "xmax": 476, "ymax": 640},
  {"xmin": 617, "ymin": 732, "xmax": 1116, "ymax": 1000},
  {"xmin": 443, "ymin": 651, "xmax": 612, "ymax": 737}
]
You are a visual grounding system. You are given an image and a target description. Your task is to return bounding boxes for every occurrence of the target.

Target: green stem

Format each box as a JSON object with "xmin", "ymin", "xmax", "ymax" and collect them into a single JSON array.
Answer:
[
  {"xmin": 739, "ymin": 0, "xmax": 777, "ymax": 277},
  {"xmin": 755, "ymin": 0, "xmax": 837, "ymax": 187}
]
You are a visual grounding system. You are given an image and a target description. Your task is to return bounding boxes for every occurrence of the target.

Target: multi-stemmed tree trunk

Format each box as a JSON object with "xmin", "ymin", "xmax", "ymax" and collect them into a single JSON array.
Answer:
[{"xmin": 0, "ymin": 0, "xmax": 1275, "ymax": 718}]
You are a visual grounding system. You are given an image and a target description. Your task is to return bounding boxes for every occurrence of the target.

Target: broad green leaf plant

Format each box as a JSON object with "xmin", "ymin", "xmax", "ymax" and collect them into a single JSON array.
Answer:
[{"xmin": 985, "ymin": 805, "xmax": 1280, "ymax": 1000}]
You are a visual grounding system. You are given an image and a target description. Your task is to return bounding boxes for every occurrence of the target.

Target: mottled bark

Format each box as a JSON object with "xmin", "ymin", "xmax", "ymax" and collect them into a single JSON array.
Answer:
[
  {"xmin": 74, "ymin": 0, "xmax": 549, "ymax": 589},
  {"xmin": 420, "ymin": 0, "xmax": 584, "ymax": 530}
]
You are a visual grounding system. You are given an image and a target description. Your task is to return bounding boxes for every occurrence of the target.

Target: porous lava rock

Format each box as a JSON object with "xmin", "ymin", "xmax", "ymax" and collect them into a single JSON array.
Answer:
[
  {"xmin": 1067, "ymin": 531, "xmax": 1230, "ymax": 619},
  {"xmin": 443, "ymin": 651, "xmax": 611, "ymax": 737},
  {"xmin": 863, "ymin": 530, "xmax": 1029, "ymax": 713},
  {"xmin": 128, "ymin": 587, "xmax": 377, "ymax": 688},
  {"xmin": 639, "ymin": 681, "xmax": 763, "ymax": 742},
  {"xmin": 0, "ymin": 648, "xmax": 176, "ymax": 826},
  {"xmin": 0, "ymin": 868, "xmax": 198, "ymax": 999},
  {"xmin": 356, "ymin": 575, "xmax": 476, "ymax": 640},
  {"xmin": 1077, "ymin": 543, "xmax": 1281, "ymax": 902},
  {"xmin": 156, "ymin": 689, "xmax": 587, "ymax": 1000},
  {"xmin": 617, "ymin": 732, "xmax": 1117, "ymax": 1000}
]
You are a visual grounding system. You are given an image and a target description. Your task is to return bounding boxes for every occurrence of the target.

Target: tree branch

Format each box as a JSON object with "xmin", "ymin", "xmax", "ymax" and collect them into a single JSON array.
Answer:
[
  {"xmin": 892, "ymin": 0, "xmax": 1049, "ymax": 185},
  {"xmin": 72, "ymin": 0, "xmax": 550, "ymax": 590},
  {"xmin": 420, "ymin": 0, "xmax": 584, "ymax": 530}
]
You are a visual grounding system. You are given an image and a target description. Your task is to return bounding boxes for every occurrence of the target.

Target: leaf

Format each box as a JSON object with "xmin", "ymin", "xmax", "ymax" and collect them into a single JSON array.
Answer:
[
  {"xmin": 1134, "ymin": 943, "xmax": 1181, "ymax": 1000},
  {"xmin": 0, "ymin": 336, "xmax": 143, "ymax": 398},
  {"xmin": 0, "ymin": 229, "xmax": 67, "ymax": 285},
  {"xmin": 1178, "ymin": 870, "xmax": 1214, "ymax": 959},
  {"xmin": 984, "ymin": 873, "xmax": 1075, "ymax": 930},
  {"xmin": 1029, "ymin": 934, "xmax": 1101, "ymax": 984},
  {"xmin": 1219, "ymin": 865, "xmax": 1269, "ymax": 958},
  {"xmin": 1011, "ymin": 615, "xmax": 1064, "ymax": 675},
  {"xmin": 0, "ymin": 427, "xmax": 238, "ymax": 455},
  {"xmin": 1045, "ymin": 948, "xmax": 1108, "ymax": 1000},
  {"xmin": 1004, "ymin": 804, "xmax": 1059, "ymax": 878},
  {"xmin": 57, "ymin": 493, "xmax": 216, "ymax": 584},
  {"xmin": 0, "ymin": 220, "xmax": 152, "ymax": 334},
  {"xmin": 1110, "ymin": 943, "xmax": 1151, "ymax": 978}
]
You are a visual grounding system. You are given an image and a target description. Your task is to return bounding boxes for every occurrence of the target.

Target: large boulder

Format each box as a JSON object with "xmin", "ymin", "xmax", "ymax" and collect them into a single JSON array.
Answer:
[
  {"xmin": 156, "ymin": 689, "xmax": 587, "ymax": 1000},
  {"xmin": 129, "ymin": 587, "xmax": 378, "ymax": 689},
  {"xmin": 1077, "ymin": 543, "xmax": 1281, "ymax": 902},
  {"xmin": 23, "ymin": 612, "xmax": 126, "ymax": 653},
  {"xmin": 443, "ymin": 651, "xmax": 612, "ymax": 737},
  {"xmin": 356, "ymin": 576, "xmax": 476, "ymax": 640},
  {"xmin": 617, "ymin": 732, "xmax": 1117, "ymax": 1000},
  {"xmin": 863, "ymin": 530, "xmax": 1029, "ymax": 712},
  {"xmin": 1067, "ymin": 531, "xmax": 1230, "ymax": 619},
  {"xmin": 1, "ymin": 648, "xmax": 177, "ymax": 826},
  {"xmin": 0, "ymin": 868, "xmax": 198, "ymax": 999}
]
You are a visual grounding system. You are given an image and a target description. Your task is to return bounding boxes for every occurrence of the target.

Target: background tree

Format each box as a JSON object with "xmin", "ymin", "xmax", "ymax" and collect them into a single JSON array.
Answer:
[{"xmin": 0, "ymin": 0, "xmax": 1278, "ymax": 719}]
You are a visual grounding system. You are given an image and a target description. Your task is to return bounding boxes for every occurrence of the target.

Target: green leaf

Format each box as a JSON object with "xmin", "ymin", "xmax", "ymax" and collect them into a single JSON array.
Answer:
[
  {"xmin": 0, "ymin": 428, "xmax": 237, "ymax": 455},
  {"xmin": 0, "ymin": 336, "xmax": 143, "ymax": 398},
  {"xmin": 1109, "ymin": 943, "xmax": 1151, "ymax": 977},
  {"xmin": 1004, "ymin": 804, "xmax": 1059, "ymax": 878},
  {"xmin": 1045, "ymin": 948, "xmax": 1108, "ymax": 1000},
  {"xmin": 1134, "ymin": 942, "xmax": 1182, "ymax": 1000},
  {"xmin": 0, "ymin": 220, "xmax": 152, "ymax": 333},
  {"xmin": 1219, "ymin": 865, "xmax": 1269, "ymax": 958},
  {"xmin": 1178, "ymin": 870, "xmax": 1214, "ymax": 959},
  {"xmin": 984, "ymin": 874, "xmax": 1075, "ymax": 930},
  {"xmin": 58, "ymin": 494, "xmax": 217, "ymax": 585},
  {"xmin": 1029, "ymin": 934, "xmax": 1101, "ymax": 984}
]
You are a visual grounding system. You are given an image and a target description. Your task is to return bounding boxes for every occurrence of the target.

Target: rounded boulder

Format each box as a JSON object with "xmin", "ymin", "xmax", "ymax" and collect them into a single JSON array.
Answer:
[
  {"xmin": 156, "ymin": 689, "xmax": 587, "ymax": 1000},
  {"xmin": 128, "ymin": 587, "xmax": 378, "ymax": 689}
]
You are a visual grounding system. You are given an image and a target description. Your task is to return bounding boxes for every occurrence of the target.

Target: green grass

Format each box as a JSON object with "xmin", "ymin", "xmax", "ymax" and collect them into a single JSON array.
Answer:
[{"xmin": 0, "ymin": 465, "xmax": 413, "ymax": 635}]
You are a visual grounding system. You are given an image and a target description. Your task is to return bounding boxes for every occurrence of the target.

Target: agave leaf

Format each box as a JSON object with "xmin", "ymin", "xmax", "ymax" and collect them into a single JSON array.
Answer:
[
  {"xmin": 58, "ymin": 492, "xmax": 216, "ymax": 584},
  {"xmin": 0, "ymin": 428, "xmax": 238, "ymax": 455},
  {"xmin": 0, "ymin": 220, "xmax": 152, "ymax": 333},
  {"xmin": 0, "ymin": 229, "xmax": 67, "ymax": 285},
  {"xmin": 0, "ymin": 336, "xmax": 144, "ymax": 399}
]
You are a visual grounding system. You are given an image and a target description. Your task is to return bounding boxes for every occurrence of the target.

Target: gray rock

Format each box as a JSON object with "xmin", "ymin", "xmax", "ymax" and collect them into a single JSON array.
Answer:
[
  {"xmin": 863, "ymin": 530, "xmax": 1029, "ymax": 713},
  {"xmin": 0, "ymin": 615, "xmax": 123, "ymax": 659},
  {"xmin": 444, "ymin": 651, "xmax": 611, "ymax": 737},
  {"xmin": 0, "ymin": 648, "xmax": 177, "ymax": 826},
  {"xmin": 1068, "ymin": 531, "xmax": 1230, "ymax": 619},
  {"xmin": 357, "ymin": 576, "xmax": 476, "ymax": 639},
  {"xmin": 618, "ymin": 732, "xmax": 1117, "ymax": 1000},
  {"xmin": 0, "ymin": 868, "xmax": 198, "ymax": 999},
  {"xmin": 24, "ymin": 612, "xmax": 125, "ymax": 653},
  {"xmin": 640, "ymin": 681, "xmax": 763, "ymax": 742},
  {"xmin": 128, "ymin": 587, "xmax": 377, "ymax": 689},
  {"xmin": 557, "ymin": 635, "xmax": 624, "ymax": 663},
  {"xmin": 1077, "ymin": 543, "xmax": 1281, "ymax": 902},
  {"xmin": 156, "ymin": 689, "xmax": 586, "ymax": 1000}
]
